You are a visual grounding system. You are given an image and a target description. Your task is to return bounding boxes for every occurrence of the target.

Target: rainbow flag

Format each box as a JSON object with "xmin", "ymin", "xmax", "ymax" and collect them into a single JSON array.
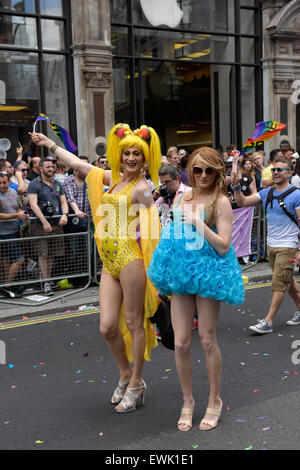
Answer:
[
  {"xmin": 242, "ymin": 121, "xmax": 286, "ymax": 153},
  {"xmin": 34, "ymin": 113, "xmax": 77, "ymax": 153}
]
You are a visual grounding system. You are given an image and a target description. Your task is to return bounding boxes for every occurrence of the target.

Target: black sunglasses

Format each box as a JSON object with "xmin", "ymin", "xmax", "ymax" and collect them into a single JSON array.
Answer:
[
  {"xmin": 0, "ymin": 172, "xmax": 8, "ymax": 176},
  {"xmin": 271, "ymin": 167, "xmax": 291, "ymax": 173},
  {"xmin": 192, "ymin": 166, "xmax": 214, "ymax": 175}
]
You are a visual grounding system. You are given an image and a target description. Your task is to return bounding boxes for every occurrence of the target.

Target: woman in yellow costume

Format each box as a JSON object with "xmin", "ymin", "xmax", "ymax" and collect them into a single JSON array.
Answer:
[{"xmin": 29, "ymin": 124, "xmax": 161, "ymax": 413}]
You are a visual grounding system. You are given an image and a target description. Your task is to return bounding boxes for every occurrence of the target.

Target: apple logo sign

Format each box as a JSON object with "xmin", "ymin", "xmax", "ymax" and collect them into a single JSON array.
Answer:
[{"xmin": 139, "ymin": 0, "xmax": 184, "ymax": 28}]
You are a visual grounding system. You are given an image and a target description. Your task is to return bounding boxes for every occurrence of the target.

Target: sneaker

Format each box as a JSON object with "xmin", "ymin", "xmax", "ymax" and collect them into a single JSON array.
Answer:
[
  {"xmin": 249, "ymin": 319, "xmax": 273, "ymax": 334},
  {"xmin": 0, "ymin": 287, "xmax": 16, "ymax": 299},
  {"xmin": 192, "ymin": 319, "xmax": 198, "ymax": 330},
  {"xmin": 43, "ymin": 283, "xmax": 54, "ymax": 296},
  {"xmin": 56, "ymin": 279, "xmax": 73, "ymax": 289},
  {"xmin": 156, "ymin": 327, "xmax": 161, "ymax": 341},
  {"xmin": 286, "ymin": 311, "xmax": 300, "ymax": 326}
]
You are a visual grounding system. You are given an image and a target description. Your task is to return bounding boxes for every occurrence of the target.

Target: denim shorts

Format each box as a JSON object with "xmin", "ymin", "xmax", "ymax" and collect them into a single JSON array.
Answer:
[{"xmin": 0, "ymin": 232, "xmax": 24, "ymax": 263}]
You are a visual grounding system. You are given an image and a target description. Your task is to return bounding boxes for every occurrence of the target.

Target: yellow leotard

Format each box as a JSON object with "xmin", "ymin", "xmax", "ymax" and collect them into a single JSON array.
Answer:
[
  {"xmin": 100, "ymin": 175, "xmax": 143, "ymax": 279},
  {"xmin": 85, "ymin": 167, "xmax": 160, "ymax": 362}
]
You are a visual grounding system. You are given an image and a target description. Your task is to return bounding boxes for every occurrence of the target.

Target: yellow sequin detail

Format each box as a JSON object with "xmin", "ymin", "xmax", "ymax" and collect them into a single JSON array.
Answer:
[{"xmin": 100, "ymin": 176, "xmax": 143, "ymax": 278}]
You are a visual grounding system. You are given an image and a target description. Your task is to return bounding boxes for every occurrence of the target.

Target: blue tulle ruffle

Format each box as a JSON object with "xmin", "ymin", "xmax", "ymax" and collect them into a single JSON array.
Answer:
[{"xmin": 148, "ymin": 218, "xmax": 245, "ymax": 305}]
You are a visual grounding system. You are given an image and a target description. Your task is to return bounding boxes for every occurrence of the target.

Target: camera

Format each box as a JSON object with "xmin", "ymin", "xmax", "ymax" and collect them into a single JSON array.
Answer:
[
  {"xmin": 72, "ymin": 216, "xmax": 79, "ymax": 226},
  {"xmin": 159, "ymin": 185, "xmax": 175, "ymax": 202},
  {"xmin": 42, "ymin": 201, "xmax": 54, "ymax": 217}
]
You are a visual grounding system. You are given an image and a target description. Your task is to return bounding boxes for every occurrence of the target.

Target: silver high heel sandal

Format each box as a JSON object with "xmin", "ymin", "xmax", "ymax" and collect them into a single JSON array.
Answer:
[
  {"xmin": 111, "ymin": 378, "xmax": 130, "ymax": 405},
  {"xmin": 114, "ymin": 380, "xmax": 147, "ymax": 413}
]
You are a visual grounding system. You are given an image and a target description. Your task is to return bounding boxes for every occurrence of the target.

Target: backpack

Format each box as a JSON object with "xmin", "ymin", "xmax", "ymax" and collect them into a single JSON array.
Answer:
[{"xmin": 265, "ymin": 186, "xmax": 299, "ymax": 228}]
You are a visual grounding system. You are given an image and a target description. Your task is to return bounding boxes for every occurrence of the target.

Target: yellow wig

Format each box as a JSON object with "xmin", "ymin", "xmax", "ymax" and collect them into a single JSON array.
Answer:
[{"xmin": 106, "ymin": 123, "xmax": 161, "ymax": 186}]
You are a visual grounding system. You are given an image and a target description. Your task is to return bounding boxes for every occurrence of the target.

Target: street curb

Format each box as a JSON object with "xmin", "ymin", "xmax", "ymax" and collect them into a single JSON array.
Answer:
[
  {"xmin": 0, "ymin": 295, "xmax": 99, "ymax": 324},
  {"xmin": 0, "ymin": 271, "xmax": 298, "ymax": 325}
]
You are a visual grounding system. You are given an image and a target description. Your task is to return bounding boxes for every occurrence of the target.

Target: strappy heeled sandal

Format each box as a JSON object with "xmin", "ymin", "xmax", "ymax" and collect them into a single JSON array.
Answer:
[
  {"xmin": 110, "ymin": 378, "xmax": 130, "ymax": 405},
  {"xmin": 199, "ymin": 400, "xmax": 223, "ymax": 431},
  {"xmin": 114, "ymin": 380, "xmax": 147, "ymax": 413},
  {"xmin": 177, "ymin": 404, "xmax": 195, "ymax": 432}
]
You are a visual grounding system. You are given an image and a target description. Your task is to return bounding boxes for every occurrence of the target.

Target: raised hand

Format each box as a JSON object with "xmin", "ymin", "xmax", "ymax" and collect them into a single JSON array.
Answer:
[{"xmin": 29, "ymin": 132, "xmax": 53, "ymax": 149}]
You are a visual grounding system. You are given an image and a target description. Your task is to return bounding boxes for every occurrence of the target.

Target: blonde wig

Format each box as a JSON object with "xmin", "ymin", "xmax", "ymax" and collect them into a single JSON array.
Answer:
[
  {"xmin": 106, "ymin": 123, "xmax": 161, "ymax": 186},
  {"xmin": 186, "ymin": 147, "xmax": 227, "ymax": 227}
]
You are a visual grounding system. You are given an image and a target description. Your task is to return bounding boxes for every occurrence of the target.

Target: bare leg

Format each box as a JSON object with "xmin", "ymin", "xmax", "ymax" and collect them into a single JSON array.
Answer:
[
  {"xmin": 265, "ymin": 290, "xmax": 285, "ymax": 324},
  {"xmin": 47, "ymin": 255, "xmax": 54, "ymax": 278},
  {"xmin": 171, "ymin": 293, "xmax": 196, "ymax": 430},
  {"xmin": 7, "ymin": 258, "xmax": 24, "ymax": 284},
  {"xmin": 196, "ymin": 296, "xmax": 222, "ymax": 430},
  {"xmin": 118, "ymin": 259, "xmax": 146, "ymax": 389},
  {"xmin": 99, "ymin": 269, "xmax": 132, "ymax": 381},
  {"xmin": 288, "ymin": 279, "xmax": 300, "ymax": 310},
  {"xmin": 38, "ymin": 257, "xmax": 48, "ymax": 281}
]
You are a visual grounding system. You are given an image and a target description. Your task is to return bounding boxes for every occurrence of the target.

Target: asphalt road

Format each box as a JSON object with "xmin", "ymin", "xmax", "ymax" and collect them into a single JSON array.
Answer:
[{"xmin": 1, "ymin": 281, "xmax": 300, "ymax": 452}]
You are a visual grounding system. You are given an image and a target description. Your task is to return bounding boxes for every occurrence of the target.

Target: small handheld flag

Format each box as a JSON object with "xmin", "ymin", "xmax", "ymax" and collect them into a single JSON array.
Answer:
[{"xmin": 33, "ymin": 113, "xmax": 77, "ymax": 153}]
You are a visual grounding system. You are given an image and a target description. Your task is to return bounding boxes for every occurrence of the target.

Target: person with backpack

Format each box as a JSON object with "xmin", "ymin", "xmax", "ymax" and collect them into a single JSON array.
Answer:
[{"xmin": 231, "ymin": 157, "xmax": 300, "ymax": 333}]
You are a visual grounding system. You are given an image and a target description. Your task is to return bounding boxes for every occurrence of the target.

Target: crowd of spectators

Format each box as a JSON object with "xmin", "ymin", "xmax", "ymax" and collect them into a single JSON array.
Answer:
[{"xmin": 0, "ymin": 136, "xmax": 299, "ymax": 300}]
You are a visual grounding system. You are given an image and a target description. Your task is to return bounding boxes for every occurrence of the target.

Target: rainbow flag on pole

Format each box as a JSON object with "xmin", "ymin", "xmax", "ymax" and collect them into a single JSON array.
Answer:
[
  {"xmin": 34, "ymin": 113, "xmax": 77, "ymax": 153},
  {"xmin": 241, "ymin": 121, "xmax": 286, "ymax": 153}
]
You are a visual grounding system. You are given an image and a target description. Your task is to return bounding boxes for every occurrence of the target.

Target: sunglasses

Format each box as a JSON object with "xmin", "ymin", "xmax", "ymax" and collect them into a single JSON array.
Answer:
[
  {"xmin": 271, "ymin": 167, "xmax": 291, "ymax": 173},
  {"xmin": 0, "ymin": 172, "xmax": 8, "ymax": 176},
  {"xmin": 192, "ymin": 166, "xmax": 214, "ymax": 175}
]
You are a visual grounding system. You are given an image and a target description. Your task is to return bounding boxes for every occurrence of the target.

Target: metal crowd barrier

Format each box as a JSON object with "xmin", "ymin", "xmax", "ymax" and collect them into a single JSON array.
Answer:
[
  {"xmin": 0, "ymin": 207, "xmax": 267, "ymax": 304},
  {"xmin": 241, "ymin": 205, "xmax": 265, "ymax": 272},
  {"xmin": 0, "ymin": 215, "xmax": 92, "ymax": 306}
]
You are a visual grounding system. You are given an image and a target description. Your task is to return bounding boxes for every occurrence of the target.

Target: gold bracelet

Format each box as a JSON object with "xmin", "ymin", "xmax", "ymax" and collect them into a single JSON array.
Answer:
[{"xmin": 50, "ymin": 144, "xmax": 58, "ymax": 154}]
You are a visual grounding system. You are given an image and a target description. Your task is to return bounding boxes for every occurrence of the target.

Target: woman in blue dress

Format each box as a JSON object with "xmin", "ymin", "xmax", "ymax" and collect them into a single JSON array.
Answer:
[{"xmin": 148, "ymin": 147, "xmax": 245, "ymax": 432}]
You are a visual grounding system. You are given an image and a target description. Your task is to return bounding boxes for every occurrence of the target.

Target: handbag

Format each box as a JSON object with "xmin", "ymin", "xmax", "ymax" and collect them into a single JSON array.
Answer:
[{"xmin": 150, "ymin": 296, "xmax": 174, "ymax": 350}]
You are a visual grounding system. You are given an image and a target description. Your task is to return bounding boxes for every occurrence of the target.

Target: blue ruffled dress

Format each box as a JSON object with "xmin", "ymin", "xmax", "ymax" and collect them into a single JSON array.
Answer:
[{"xmin": 147, "ymin": 207, "xmax": 245, "ymax": 305}]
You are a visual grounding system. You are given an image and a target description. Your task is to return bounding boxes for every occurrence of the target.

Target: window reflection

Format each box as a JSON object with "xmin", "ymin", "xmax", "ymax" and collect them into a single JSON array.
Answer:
[
  {"xmin": 0, "ymin": 51, "xmax": 40, "ymax": 159},
  {"xmin": 132, "ymin": 0, "xmax": 232, "ymax": 33},
  {"xmin": 43, "ymin": 54, "xmax": 69, "ymax": 145},
  {"xmin": 0, "ymin": 15, "xmax": 37, "ymax": 48},
  {"xmin": 143, "ymin": 61, "xmax": 212, "ymax": 150},
  {"xmin": 241, "ymin": 67, "xmax": 255, "ymax": 144},
  {"xmin": 41, "ymin": 19, "xmax": 65, "ymax": 50},
  {"xmin": 113, "ymin": 59, "xmax": 133, "ymax": 126},
  {"xmin": 132, "ymin": 28, "xmax": 234, "ymax": 63},
  {"xmin": 0, "ymin": 0, "xmax": 35, "ymax": 13},
  {"xmin": 111, "ymin": 0, "xmax": 128, "ymax": 23},
  {"xmin": 40, "ymin": 0, "xmax": 63, "ymax": 16}
]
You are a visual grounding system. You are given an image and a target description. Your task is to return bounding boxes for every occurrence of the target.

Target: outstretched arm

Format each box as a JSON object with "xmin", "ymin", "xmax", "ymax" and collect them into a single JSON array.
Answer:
[{"xmin": 29, "ymin": 132, "xmax": 111, "ymax": 185}]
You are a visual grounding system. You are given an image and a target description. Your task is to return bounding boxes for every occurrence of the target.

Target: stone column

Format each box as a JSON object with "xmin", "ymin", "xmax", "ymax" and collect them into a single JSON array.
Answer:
[
  {"xmin": 261, "ymin": 0, "xmax": 300, "ymax": 152},
  {"xmin": 71, "ymin": 0, "xmax": 114, "ymax": 160}
]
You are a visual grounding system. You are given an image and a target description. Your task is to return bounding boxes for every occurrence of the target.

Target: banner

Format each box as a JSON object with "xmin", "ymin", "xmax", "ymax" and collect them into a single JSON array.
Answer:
[
  {"xmin": 232, "ymin": 206, "xmax": 254, "ymax": 257},
  {"xmin": 34, "ymin": 113, "xmax": 78, "ymax": 153},
  {"xmin": 242, "ymin": 120, "xmax": 286, "ymax": 153}
]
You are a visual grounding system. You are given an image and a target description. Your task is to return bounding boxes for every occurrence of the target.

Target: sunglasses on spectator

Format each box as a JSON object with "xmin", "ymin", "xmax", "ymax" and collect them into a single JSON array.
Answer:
[
  {"xmin": 192, "ymin": 166, "xmax": 214, "ymax": 175},
  {"xmin": 271, "ymin": 167, "xmax": 291, "ymax": 173},
  {"xmin": 0, "ymin": 172, "xmax": 8, "ymax": 176}
]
